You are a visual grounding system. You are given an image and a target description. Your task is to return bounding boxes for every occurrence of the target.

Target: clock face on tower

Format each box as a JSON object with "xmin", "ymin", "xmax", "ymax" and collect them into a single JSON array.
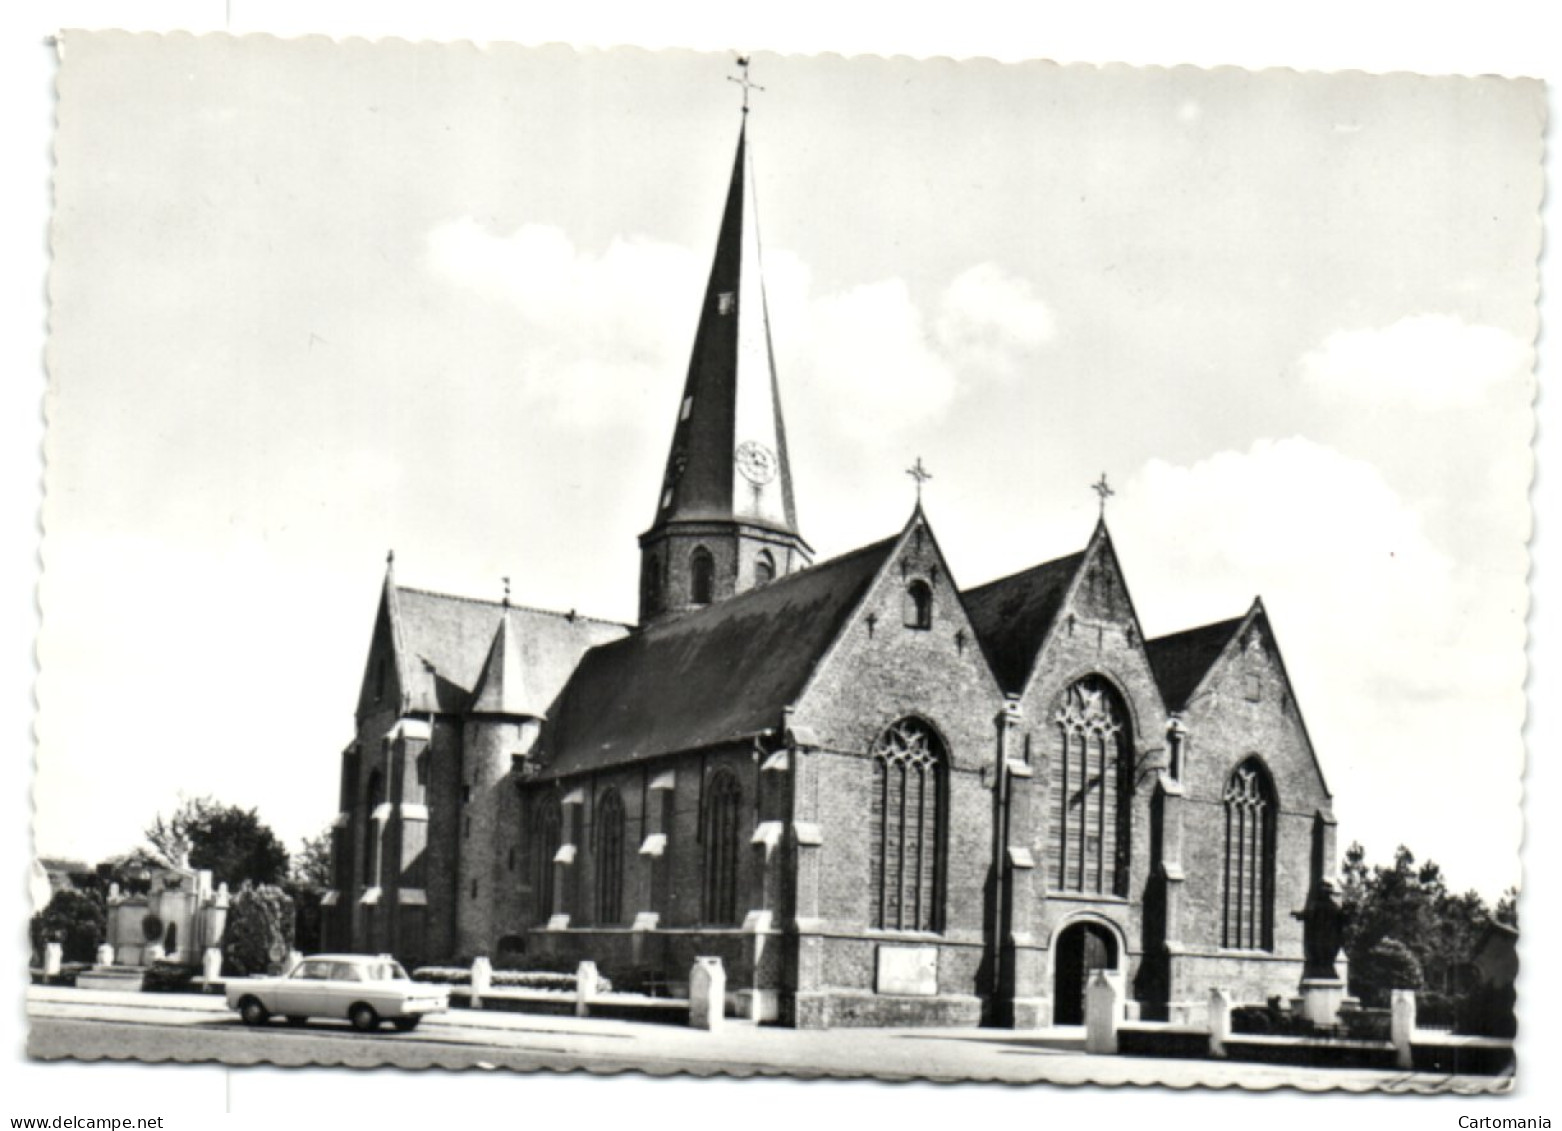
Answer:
[{"xmin": 734, "ymin": 441, "xmax": 778, "ymax": 486}]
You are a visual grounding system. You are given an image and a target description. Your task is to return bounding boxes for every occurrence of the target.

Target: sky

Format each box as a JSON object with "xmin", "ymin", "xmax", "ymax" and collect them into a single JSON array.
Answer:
[{"xmin": 35, "ymin": 34, "xmax": 1541, "ymax": 900}]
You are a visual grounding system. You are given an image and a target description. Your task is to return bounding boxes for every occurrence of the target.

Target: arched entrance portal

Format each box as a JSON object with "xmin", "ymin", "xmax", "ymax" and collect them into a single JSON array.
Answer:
[{"xmin": 1052, "ymin": 921, "xmax": 1119, "ymax": 1025}]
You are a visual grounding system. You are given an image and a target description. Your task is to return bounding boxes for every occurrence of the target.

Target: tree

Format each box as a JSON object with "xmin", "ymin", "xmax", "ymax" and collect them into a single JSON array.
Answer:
[
  {"xmin": 94, "ymin": 847, "xmax": 167, "ymax": 894},
  {"xmin": 1494, "ymin": 886, "xmax": 1519, "ymax": 929},
  {"xmin": 1339, "ymin": 843, "xmax": 1503, "ymax": 1005},
  {"xmin": 223, "ymin": 883, "xmax": 296, "ymax": 977},
  {"xmin": 1352, "ymin": 936, "xmax": 1424, "ymax": 1007},
  {"xmin": 144, "ymin": 795, "xmax": 290, "ymax": 888},
  {"xmin": 289, "ymin": 827, "xmax": 334, "ymax": 892},
  {"xmin": 30, "ymin": 889, "xmax": 107, "ymax": 964},
  {"xmin": 287, "ymin": 825, "xmax": 335, "ymax": 955}
]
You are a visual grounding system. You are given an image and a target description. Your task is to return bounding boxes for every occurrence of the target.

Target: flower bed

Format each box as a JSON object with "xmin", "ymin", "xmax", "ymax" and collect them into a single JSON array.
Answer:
[{"xmin": 412, "ymin": 966, "xmax": 613, "ymax": 993}]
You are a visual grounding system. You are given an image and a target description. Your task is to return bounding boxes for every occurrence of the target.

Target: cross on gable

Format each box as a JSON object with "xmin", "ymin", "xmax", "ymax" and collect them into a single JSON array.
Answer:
[
  {"xmin": 906, "ymin": 457, "xmax": 933, "ymax": 502},
  {"xmin": 1091, "ymin": 472, "xmax": 1115, "ymax": 515}
]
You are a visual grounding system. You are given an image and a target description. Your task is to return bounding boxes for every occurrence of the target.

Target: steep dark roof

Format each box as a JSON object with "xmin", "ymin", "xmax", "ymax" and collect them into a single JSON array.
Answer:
[
  {"xmin": 1144, "ymin": 615, "xmax": 1245, "ymax": 711},
  {"xmin": 962, "ymin": 551, "xmax": 1086, "ymax": 695},
  {"xmin": 544, "ymin": 534, "xmax": 898, "ymax": 773},
  {"xmin": 394, "ymin": 588, "xmax": 628, "ymax": 714}
]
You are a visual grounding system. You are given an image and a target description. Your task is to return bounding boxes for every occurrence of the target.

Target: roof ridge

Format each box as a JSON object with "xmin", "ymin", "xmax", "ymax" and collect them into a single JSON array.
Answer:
[
  {"xmin": 963, "ymin": 547, "xmax": 1087, "ymax": 599},
  {"xmin": 1146, "ymin": 613, "xmax": 1247, "ymax": 647},
  {"xmin": 395, "ymin": 585, "xmax": 629, "ymax": 629}
]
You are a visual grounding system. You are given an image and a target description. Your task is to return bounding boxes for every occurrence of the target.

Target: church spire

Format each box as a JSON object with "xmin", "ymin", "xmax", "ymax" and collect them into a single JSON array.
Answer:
[{"xmin": 638, "ymin": 93, "xmax": 811, "ymax": 625}]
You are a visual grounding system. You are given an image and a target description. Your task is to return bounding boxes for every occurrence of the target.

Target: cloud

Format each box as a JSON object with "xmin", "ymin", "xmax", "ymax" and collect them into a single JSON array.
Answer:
[
  {"xmin": 795, "ymin": 278, "xmax": 960, "ymax": 435},
  {"xmin": 1295, "ymin": 314, "xmax": 1529, "ymax": 409},
  {"xmin": 933, "ymin": 263, "xmax": 1057, "ymax": 382},
  {"xmin": 1112, "ymin": 436, "xmax": 1522, "ymax": 894},
  {"xmin": 426, "ymin": 218, "xmax": 703, "ymax": 424},
  {"xmin": 428, "ymin": 218, "xmax": 1059, "ymax": 445}
]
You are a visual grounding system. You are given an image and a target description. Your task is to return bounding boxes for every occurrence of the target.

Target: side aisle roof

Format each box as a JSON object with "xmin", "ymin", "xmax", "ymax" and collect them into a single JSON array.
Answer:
[{"xmin": 392, "ymin": 587, "xmax": 628, "ymax": 715}]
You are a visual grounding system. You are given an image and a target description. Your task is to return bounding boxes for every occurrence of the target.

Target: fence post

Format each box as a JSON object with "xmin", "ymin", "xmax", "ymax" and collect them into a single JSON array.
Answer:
[
  {"xmin": 1207, "ymin": 988, "xmax": 1233, "ymax": 1059},
  {"xmin": 470, "ymin": 955, "xmax": 492, "ymax": 1009},
  {"xmin": 202, "ymin": 946, "xmax": 223, "ymax": 986},
  {"xmin": 1390, "ymin": 990, "xmax": 1417, "ymax": 1069},
  {"xmin": 689, "ymin": 957, "xmax": 726, "ymax": 1031},
  {"xmin": 1084, "ymin": 970, "xmax": 1122, "ymax": 1054},
  {"xmin": 576, "ymin": 961, "xmax": 600, "ymax": 1018}
]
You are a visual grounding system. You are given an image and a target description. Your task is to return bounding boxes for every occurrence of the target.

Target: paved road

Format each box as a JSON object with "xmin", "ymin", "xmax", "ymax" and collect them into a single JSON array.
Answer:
[{"xmin": 26, "ymin": 988, "xmax": 1506, "ymax": 1092}]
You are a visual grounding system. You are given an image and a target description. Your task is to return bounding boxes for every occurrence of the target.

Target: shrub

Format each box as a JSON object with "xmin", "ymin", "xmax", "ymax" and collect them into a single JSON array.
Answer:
[
  {"xmin": 1230, "ymin": 1005, "xmax": 1274, "ymax": 1034},
  {"xmin": 1458, "ymin": 981, "xmax": 1517, "ymax": 1038},
  {"xmin": 1416, "ymin": 990, "xmax": 1459, "ymax": 1030},
  {"xmin": 32, "ymin": 890, "xmax": 107, "ymax": 964},
  {"xmin": 222, "ymin": 884, "xmax": 295, "ymax": 976},
  {"xmin": 1351, "ymin": 937, "xmax": 1424, "ymax": 1007},
  {"xmin": 142, "ymin": 961, "xmax": 200, "ymax": 994}
]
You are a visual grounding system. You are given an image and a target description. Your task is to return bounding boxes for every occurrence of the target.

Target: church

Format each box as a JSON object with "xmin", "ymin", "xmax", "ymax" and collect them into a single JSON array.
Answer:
[{"xmin": 322, "ymin": 96, "xmax": 1339, "ymax": 1030}]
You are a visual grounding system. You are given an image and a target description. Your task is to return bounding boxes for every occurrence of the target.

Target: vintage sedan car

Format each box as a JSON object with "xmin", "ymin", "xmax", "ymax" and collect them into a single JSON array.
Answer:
[{"xmin": 226, "ymin": 954, "xmax": 448, "ymax": 1032}]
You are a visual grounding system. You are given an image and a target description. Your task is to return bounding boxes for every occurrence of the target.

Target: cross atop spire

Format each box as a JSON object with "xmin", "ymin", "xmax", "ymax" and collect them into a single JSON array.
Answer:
[
  {"xmin": 907, "ymin": 457, "xmax": 933, "ymax": 503},
  {"xmin": 728, "ymin": 54, "xmax": 764, "ymax": 114},
  {"xmin": 1091, "ymin": 472, "xmax": 1115, "ymax": 516}
]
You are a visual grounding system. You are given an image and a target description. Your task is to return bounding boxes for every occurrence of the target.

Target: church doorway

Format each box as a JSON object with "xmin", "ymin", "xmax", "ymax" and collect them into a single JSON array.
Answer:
[{"xmin": 1052, "ymin": 920, "xmax": 1118, "ymax": 1025}]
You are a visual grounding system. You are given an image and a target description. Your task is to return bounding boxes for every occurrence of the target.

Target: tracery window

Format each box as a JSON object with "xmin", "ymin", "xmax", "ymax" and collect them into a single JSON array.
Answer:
[
  {"xmin": 691, "ymin": 548, "xmax": 715, "ymax": 605},
  {"xmin": 1048, "ymin": 677, "xmax": 1132, "ymax": 897},
  {"xmin": 870, "ymin": 718, "xmax": 945, "ymax": 932},
  {"xmin": 1223, "ymin": 759, "xmax": 1276, "ymax": 950},
  {"xmin": 904, "ymin": 580, "xmax": 934, "ymax": 630},
  {"xmin": 702, "ymin": 770, "xmax": 743, "ymax": 925},
  {"xmin": 530, "ymin": 795, "xmax": 563, "ymax": 924},
  {"xmin": 594, "ymin": 789, "xmax": 626, "ymax": 926}
]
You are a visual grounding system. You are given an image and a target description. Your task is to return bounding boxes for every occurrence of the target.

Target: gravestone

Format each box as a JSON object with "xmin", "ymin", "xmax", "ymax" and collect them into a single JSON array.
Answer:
[
  {"xmin": 43, "ymin": 942, "xmax": 62, "ymax": 977},
  {"xmin": 689, "ymin": 957, "xmax": 725, "ymax": 1031},
  {"xmin": 470, "ymin": 956, "xmax": 492, "ymax": 1007},
  {"xmin": 575, "ymin": 961, "xmax": 599, "ymax": 1017},
  {"xmin": 1390, "ymin": 990, "xmax": 1417, "ymax": 1069},
  {"xmin": 1084, "ymin": 970, "xmax": 1121, "ymax": 1054},
  {"xmin": 1207, "ymin": 988, "xmax": 1233, "ymax": 1058}
]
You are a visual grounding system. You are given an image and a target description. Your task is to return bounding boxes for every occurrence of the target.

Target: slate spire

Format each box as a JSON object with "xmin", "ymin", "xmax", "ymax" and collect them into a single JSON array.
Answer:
[
  {"xmin": 638, "ymin": 111, "xmax": 811, "ymax": 625},
  {"xmin": 652, "ymin": 121, "xmax": 799, "ymax": 533}
]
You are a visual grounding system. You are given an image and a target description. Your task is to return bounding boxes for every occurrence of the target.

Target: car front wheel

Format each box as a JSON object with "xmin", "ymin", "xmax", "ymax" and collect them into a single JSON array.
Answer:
[
  {"xmin": 238, "ymin": 998, "xmax": 269, "ymax": 1027},
  {"xmin": 392, "ymin": 1017, "xmax": 420, "ymax": 1032},
  {"xmin": 349, "ymin": 1004, "xmax": 380, "ymax": 1033}
]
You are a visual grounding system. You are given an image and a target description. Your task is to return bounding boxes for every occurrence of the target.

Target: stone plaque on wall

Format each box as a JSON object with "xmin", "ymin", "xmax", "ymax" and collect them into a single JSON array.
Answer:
[{"xmin": 876, "ymin": 945, "xmax": 938, "ymax": 996}]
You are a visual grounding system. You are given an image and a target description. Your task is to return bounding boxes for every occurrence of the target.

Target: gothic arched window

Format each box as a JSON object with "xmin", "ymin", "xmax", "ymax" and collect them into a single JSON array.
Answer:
[
  {"xmin": 690, "ymin": 547, "xmax": 715, "ymax": 605},
  {"xmin": 702, "ymin": 770, "xmax": 743, "ymax": 925},
  {"xmin": 530, "ymin": 795, "xmax": 562, "ymax": 924},
  {"xmin": 754, "ymin": 549, "xmax": 776, "ymax": 587},
  {"xmin": 1048, "ymin": 677, "xmax": 1132, "ymax": 897},
  {"xmin": 904, "ymin": 580, "xmax": 934, "ymax": 630},
  {"xmin": 594, "ymin": 789, "xmax": 626, "ymax": 926},
  {"xmin": 1223, "ymin": 758, "xmax": 1276, "ymax": 950},
  {"xmin": 870, "ymin": 718, "xmax": 946, "ymax": 932}
]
